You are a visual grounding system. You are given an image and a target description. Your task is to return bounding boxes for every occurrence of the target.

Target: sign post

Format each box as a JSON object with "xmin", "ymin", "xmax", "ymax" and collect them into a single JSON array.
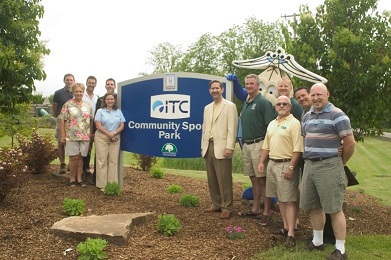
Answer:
[{"xmin": 116, "ymin": 73, "xmax": 233, "ymax": 186}]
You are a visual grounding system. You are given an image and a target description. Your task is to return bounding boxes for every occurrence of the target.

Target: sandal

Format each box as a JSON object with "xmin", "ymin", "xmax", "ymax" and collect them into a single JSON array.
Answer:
[
  {"xmin": 78, "ymin": 181, "xmax": 86, "ymax": 187},
  {"xmin": 70, "ymin": 181, "xmax": 76, "ymax": 187},
  {"xmin": 238, "ymin": 211, "xmax": 261, "ymax": 218},
  {"xmin": 273, "ymin": 228, "xmax": 288, "ymax": 236},
  {"xmin": 259, "ymin": 214, "xmax": 273, "ymax": 226},
  {"xmin": 285, "ymin": 236, "xmax": 296, "ymax": 247}
]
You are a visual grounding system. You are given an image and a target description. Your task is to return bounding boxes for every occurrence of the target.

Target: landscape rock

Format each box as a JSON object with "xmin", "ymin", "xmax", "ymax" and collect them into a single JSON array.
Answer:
[{"xmin": 51, "ymin": 213, "xmax": 154, "ymax": 246}]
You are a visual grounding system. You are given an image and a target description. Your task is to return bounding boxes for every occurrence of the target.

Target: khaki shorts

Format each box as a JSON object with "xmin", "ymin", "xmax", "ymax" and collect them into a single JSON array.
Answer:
[
  {"xmin": 65, "ymin": 141, "xmax": 89, "ymax": 157},
  {"xmin": 266, "ymin": 160, "xmax": 299, "ymax": 203},
  {"xmin": 300, "ymin": 156, "xmax": 346, "ymax": 214},
  {"xmin": 242, "ymin": 141, "xmax": 267, "ymax": 177}
]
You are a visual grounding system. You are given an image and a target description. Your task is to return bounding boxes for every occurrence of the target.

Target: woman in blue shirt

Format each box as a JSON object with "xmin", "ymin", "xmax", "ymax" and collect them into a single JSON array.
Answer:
[{"xmin": 94, "ymin": 93, "xmax": 126, "ymax": 189}]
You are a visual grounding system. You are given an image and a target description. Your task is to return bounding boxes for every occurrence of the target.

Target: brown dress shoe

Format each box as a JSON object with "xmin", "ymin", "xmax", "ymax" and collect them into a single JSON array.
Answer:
[
  {"xmin": 204, "ymin": 207, "xmax": 221, "ymax": 213},
  {"xmin": 219, "ymin": 210, "xmax": 231, "ymax": 219}
]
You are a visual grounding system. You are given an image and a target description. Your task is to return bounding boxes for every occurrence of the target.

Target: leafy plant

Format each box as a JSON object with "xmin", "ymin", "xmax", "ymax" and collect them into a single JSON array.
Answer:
[
  {"xmin": 0, "ymin": 146, "xmax": 28, "ymax": 202},
  {"xmin": 103, "ymin": 182, "xmax": 122, "ymax": 196},
  {"xmin": 133, "ymin": 154, "xmax": 157, "ymax": 171},
  {"xmin": 150, "ymin": 167, "xmax": 164, "ymax": 179},
  {"xmin": 352, "ymin": 205, "xmax": 363, "ymax": 213},
  {"xmin": 225, "ymin": 226, "xmax": 246, "ymax": 240},
  {"xmin": 157, "ymin": 214, "xmax": 181, "ymax": 236},
  {"xmin": 179, "ymin": 194, "xmax": 200, "ymax": 207},
  {"xmin": 167, "ymin": 184, "xmax": 182, "ymax": 194},
  {"xmin": 63, "ymin": 198, "xmax": 85, "ymax": 216},
  {"xmin": 77, "ymin": 237, "xmax": 108, "ymax": 260},
  {"xmin": 16, "ymin": 131, "xmax": 57, "ymax": 174}
]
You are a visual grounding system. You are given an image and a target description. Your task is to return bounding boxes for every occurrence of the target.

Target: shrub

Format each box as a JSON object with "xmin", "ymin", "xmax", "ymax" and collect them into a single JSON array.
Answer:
[
  {"xmin": 0, "ymin": 146, "xmax": 28, "ymax": 202},
  {"xmin": 150, "ymin": 167, "xmax": 164, "ymax": 179},
  {"xmin": 63, "ymin": 198, "xmax": 85, "ymax": 216},
  {"xmin": 157, "ymin": 214, "xmax": 181, "ymax": 236},
  {"xmin": 77, "ymin": 237, "xmax": 108, "ymax": 260},
  {"xmin": 133, "ymin": 154, "xmax": 157, "ymax": 171},
  {"xmin": 103, "ymin": 182, "xmax": 122, "ymax": 196},
  {"xmin": 16, "ymin": 131, "xmax": 57, "ymax": 174},
  {"xmin": 167, "ymin": 184, "xmax": 182, "ymax": 194},
  {"xmin": 179, "ymin": 194, "xmax": 200, "ymax": 207}
]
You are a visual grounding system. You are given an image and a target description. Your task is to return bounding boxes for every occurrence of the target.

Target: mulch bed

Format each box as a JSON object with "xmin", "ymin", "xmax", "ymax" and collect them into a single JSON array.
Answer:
[{"xmin": 0, "ymin": 166, "xmax": 390, "ymax": 259}]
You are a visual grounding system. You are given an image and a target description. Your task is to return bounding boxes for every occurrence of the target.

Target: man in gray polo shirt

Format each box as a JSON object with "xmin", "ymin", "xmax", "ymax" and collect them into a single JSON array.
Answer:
[{"xmin": 301, "ymin": 83, "xmax": 355, "ymax": 260}]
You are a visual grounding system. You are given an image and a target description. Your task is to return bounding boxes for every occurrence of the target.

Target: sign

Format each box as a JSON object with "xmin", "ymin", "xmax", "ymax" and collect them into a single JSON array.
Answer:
[{"xmin": 118, "ymin": 73, "xmax": 233, "ymax": 158}]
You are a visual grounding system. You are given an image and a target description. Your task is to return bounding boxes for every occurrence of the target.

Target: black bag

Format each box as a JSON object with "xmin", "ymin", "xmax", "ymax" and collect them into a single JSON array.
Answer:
[{"xmin": 344, "ymin": 166, "xmax": 359, "ymax": 186}]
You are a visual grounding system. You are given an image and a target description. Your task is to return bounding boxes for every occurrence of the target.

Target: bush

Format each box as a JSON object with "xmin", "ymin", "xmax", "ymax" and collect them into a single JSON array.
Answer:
[
  {"xmin": 179, "ymin": 194, "xmax": 200, "ymax": 207},
  {"xmin": 0, "ymin": 146, "xmax": 28, "ymax": 202},
  {"xmin": 133, "ymin": 154, "xmax": 157, "ymax": 171},
  {"xmin": 63, "ymin": 198, "xmax": 85, "ymax": 216},
  {"xmin": 157, "ymin": 214, "xmax": 181, "ymax": 236},
  {"xmin": 167, "ymin": 184, "xmax": 182, "ymax": 194},
  {"xmin": 150, "ymin": 167, "xmax": 164, "ymax": 179},
  {"xmin": 16, "ymin": 131, "xmax": 57, "ymax": 174},
  {"xmin": 103, "ymin": 182, "xmax": 122, "ymax": 196},
  {"xmin": 77, "ymin": 237, "xmax": 108, "ymax": 260}
]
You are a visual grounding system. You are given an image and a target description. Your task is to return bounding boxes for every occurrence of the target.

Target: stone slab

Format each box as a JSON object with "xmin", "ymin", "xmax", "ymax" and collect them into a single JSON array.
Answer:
[{"xmin": 51, "ymin": 213, "xmax": 154, "ymax": 246}]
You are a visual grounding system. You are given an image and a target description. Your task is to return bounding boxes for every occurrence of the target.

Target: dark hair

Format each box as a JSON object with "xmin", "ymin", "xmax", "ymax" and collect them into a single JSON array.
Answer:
[
  {"xmin": 208, "ymin": 80, "xmax": 223, "ymax": 89},
  {"xmin": 106, "ymin": 78, "xmax": 116, "ymax": 85},
  {"xmin": 86, "ymin": 75, "xmax": 97, "ymax": 84},
  {"xmin": 63, "ymin": 73, "xmax": 75, "ymax": 82},
  {"xmin": 294, "ymin": 86, "xmax": 310, "ymax": 95},
  {"xmin": 101, "ymin": 93, "xmax": 118, "ymax": 110}
]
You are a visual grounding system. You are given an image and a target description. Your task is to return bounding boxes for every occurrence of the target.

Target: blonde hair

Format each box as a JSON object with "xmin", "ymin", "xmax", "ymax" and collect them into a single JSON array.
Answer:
[{"xmin": 71, "ymin": 82, "xmax": 85, "ymax": 93}]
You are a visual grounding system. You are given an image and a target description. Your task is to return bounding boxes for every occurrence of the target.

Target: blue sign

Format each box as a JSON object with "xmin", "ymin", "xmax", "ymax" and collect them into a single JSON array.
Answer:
[{"xmin": 118, "ymin": 73, "xmax": 233, "ymax": 158}]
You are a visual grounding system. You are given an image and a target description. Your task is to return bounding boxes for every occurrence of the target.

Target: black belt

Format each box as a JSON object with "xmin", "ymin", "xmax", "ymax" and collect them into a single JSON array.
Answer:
[
  {"xmin": 243, "ymin": 137, "xmax": 264, "ymax": 145},
  {"xmin": 305, "ymin": 156, "xmax": 337, "ymax": 162},
  {"xmin": 270, "ymin": 158, "xmax": 291, "ymax": 163}
]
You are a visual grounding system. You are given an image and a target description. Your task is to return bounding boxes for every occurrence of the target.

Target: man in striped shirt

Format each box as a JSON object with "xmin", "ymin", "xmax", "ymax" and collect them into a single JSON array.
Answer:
[{"xmin": 301, "ymin": 83, "xmax": 355, "ymax": 260}]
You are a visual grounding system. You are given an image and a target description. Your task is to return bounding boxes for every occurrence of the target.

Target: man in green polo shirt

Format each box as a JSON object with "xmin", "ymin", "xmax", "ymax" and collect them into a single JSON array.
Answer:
[{"xmin": 234, "ymin": 74, "xmax": 276, "ymax": 226}]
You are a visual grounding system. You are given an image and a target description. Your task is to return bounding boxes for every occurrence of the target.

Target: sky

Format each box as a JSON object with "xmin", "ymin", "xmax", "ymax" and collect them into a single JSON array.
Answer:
[{"xmin": 34, "ymin": 0, "xmax": 391, "ymax": 97}]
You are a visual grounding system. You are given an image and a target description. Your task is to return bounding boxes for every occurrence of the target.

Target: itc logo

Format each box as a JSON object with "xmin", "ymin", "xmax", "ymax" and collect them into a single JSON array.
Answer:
[{"xmin": 150, "ymin": 94, "xmax": 190, "ymax": 119}]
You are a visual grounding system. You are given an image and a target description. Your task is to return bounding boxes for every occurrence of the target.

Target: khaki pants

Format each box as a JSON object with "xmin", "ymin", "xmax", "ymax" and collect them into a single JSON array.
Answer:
[
  {"xmin": 204, "ymin": 141, "xmax": 233, "ymax": 211},
  {"xmin": 94, "ymin": 131, "xmax": 120, "ymax": 189}
]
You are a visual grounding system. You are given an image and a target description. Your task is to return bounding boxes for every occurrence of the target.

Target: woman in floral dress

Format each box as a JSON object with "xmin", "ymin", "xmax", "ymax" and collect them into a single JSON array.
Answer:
[{"xmin": 59, "ymin": 83, "xmax": 92, "ymax": 187}]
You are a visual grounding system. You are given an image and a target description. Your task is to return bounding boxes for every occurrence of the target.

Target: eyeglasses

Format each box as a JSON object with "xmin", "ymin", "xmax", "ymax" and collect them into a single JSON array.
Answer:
[{"xmin": 276, "ymin": 102, "xmax": 289, "ymax": 106}]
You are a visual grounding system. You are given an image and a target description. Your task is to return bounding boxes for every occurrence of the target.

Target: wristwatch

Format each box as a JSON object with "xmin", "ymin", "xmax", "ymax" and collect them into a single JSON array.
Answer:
[{"xmin": 288, "ymin": 165, "xmax": 294, "ymax": 170}]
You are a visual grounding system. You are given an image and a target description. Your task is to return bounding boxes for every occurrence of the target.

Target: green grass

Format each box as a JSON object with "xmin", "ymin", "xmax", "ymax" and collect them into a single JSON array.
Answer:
[
  {"xmin": 163, "ymin": 168, "xmax": 250, "ymax": 183},
  {"xmin": 0, "ymin": 128, "xmax": 137, "ymax": 167},
  {"xmin": 347, "ymin": 137, "xmax": 391, "ymax": 206},
  {"xmin": 253, "ymin": 235, "xmax": 391, "ymax": 259},
  {"xmin": 159, "ymin": 144, "xmax": 243, "ymax": 174}
]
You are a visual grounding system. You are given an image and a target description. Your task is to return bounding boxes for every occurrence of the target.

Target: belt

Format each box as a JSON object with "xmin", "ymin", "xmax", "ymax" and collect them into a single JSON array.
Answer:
[
  {"xmin": 305, "ymin": 156, "xmax": 337, "ymax": 162},
  {"xmin": 243, "ymin": 137, "xmax": 264, "ymax": 145},
  {"xmin": 270, "ymin": 158, "xmax": 291, "ymax": 163}
]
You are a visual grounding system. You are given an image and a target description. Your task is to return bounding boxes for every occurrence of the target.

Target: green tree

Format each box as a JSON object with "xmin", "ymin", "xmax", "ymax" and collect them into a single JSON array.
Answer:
[
  {"xmin": 0, "ymin": 104, "xmax": 38, "ymax": 146},
  {"xmin": 148, "ymin": 42, "xmax": 184, "ymax": 73},
  {"xmin": 31, "ymin": 92, "xmax": 44, "ymax": 104},
  {"xmin": 218, "ymin": 17, "xmax": 284, "ymax": 80},
  {"xmin": 282, "ymin": 0, "xmax": 391, "ymax": 140},
  {"xmin": 147, "ymin": 17, "xmax": 283, "ymax": 78},
  {"xmin": 175, "ymin": 33, "xmax": 221, "ymax": 75},
  {"xmin": 0, "ymin": 0, "xmax": 50, "ymax": 114}
]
